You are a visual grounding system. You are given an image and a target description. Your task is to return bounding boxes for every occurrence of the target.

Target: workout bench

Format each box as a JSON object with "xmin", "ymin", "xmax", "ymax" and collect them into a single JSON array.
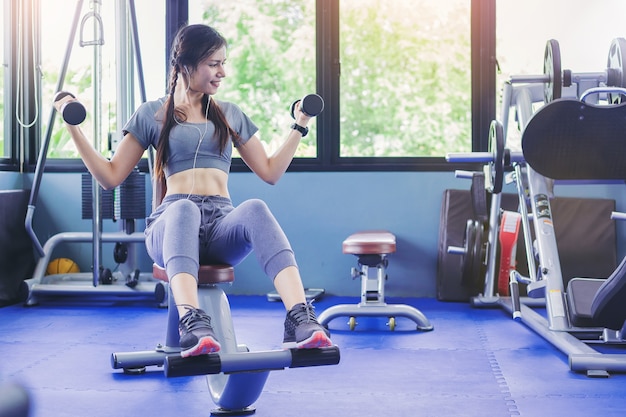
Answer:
[{"xmin": 318, "ymin": 230, "xmax": 433, "ymax": 331}]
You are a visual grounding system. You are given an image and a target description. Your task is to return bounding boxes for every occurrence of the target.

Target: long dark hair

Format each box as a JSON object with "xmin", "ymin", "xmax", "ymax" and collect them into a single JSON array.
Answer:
[{"xmin": 154, "ymin": 24, "xmax": 242, "ymax": 184}]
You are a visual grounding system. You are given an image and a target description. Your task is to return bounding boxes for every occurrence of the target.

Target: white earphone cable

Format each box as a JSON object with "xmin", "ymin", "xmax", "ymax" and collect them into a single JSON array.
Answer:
[{"xmin": 173, "ymin": 96, "xmax": 210, "ymax": 199}]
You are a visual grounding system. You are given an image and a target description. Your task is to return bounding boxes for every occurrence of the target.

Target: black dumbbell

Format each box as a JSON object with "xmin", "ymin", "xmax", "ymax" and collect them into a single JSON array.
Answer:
[
  {"xmin": 53, "ymin": 91, "xmax": 86, "ymax": 125},
  {"xmin": 290, "ymin": 94, "xmax": 324, "ymax": 118}
]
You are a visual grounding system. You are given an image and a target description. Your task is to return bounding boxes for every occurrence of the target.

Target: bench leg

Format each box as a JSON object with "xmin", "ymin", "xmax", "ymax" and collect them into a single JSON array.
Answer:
[{"xmin": 318, "ymin": 254, "xmax": 433, "ymax": 331}]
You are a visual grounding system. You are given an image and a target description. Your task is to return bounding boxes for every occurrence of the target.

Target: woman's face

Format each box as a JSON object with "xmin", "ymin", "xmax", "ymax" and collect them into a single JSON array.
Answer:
[{"xmin": 189, "ymin": 45, "xmax": 227, "ymax": 96}]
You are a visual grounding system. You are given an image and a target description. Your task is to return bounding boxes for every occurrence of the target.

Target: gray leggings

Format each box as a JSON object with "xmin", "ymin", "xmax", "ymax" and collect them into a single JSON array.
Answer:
[{"xmin": 145, "ymin": 194, "xmax": 297, "ymax": 282}]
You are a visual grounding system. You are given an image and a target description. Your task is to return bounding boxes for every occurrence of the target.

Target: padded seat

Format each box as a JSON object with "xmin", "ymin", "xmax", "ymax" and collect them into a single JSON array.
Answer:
[
  {"xmin": 567, "ymin": 255, "xmax": 626, "ymax": 331},
  {"xmin": 318, "ymin": 230, "xmax": 433, "ymax": 332},
  {"xmin": 152, "ymin": 263, "xmax": 235, "ymax": 285},
  {"xmin": 591, "ymin": 255, "xmax": 626, "ymax": 330},
  {"xmin": 566, "ymin": 278, "xmax": 604, "ymax": 327},
  {"xmin": 343, "ymin": 230, "xmax": 396, "ymax": 255}
]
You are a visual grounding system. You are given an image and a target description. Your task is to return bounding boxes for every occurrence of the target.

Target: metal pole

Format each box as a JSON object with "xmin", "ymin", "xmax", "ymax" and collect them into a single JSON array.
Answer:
[{"xmin": 81, "ymin": 0, "xmax": 105, "ymax": 286}]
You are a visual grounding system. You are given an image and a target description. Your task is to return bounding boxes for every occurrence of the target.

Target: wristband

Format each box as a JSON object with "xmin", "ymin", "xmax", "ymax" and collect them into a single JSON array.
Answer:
[{"xmin": 291, "ymin": 123, "xmax": 309, "ymax": 137}]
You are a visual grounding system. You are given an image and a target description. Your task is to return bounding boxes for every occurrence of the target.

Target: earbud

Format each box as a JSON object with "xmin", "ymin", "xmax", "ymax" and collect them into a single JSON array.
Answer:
[{"xmin": 183, "ymin": 66, "xmax": 191, "ymax": 93}]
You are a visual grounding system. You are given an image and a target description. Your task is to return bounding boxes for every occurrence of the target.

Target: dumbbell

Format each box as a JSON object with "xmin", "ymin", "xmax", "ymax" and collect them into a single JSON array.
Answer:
[
  {"xmin": 290, "ymin": 94, "xmax": 324, "ymax": 118},
  {"xmin": 53, "ymin": 91, "xmax": 87, "ymax": 125}
]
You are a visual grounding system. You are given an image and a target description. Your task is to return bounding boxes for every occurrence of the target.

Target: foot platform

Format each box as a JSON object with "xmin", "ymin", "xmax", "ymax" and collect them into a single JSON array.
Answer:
[
  {"xmin": 164, "ymin": 346, "xmax": 341, "ymax": 377},
  {"xmin": 318, "ymin": 230, "xmax": 433, "ymax": 331}
]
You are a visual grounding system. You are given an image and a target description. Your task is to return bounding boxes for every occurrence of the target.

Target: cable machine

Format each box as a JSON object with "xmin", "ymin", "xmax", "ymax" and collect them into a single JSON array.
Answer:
[{"xmin": 24, "ymin": 0, "xmax": 163, "ymax": 305}]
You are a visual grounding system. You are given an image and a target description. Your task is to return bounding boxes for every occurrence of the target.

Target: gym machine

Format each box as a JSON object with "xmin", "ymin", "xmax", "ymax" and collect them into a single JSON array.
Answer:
[
  {"xmin": 446, "ymin": 38, "xmax": 626, "ymax": 376},
  {"xmin": 24, "ymin": 0, "xmax": 163, "ymax": 305},
  {"xmin": 112, "ymin": 264, "xmax": 340, "ymax": 416}
]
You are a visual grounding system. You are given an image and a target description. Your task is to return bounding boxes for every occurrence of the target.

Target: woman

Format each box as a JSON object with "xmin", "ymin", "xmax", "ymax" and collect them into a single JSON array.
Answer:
[{"xmin": 55, "ymin": 24, "xmax": 332, "ymax": 357}]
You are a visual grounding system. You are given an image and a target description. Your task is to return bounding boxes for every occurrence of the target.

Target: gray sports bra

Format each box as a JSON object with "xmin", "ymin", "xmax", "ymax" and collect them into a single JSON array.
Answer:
[{"xmin": 122, "ymin": 97, "xmax": 258, "ymax": 176}]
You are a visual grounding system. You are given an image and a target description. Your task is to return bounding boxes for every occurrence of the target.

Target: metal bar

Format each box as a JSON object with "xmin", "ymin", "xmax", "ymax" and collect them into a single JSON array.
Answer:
[
  {"xmin": 514, "ymin": 164, "xmax": 536, "ymax": 282},
  {"xmin": 28, "ymin": 231, "xmax": 145, "ymax": 282},
  {"xmin": 26, "ymin": 0, "xmax": 84, "ymax": 258}
]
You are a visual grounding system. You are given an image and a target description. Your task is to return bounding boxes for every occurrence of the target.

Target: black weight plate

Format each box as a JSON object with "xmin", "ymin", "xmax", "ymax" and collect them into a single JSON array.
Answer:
[
  {"xmin": 461, "ymin": 219, "xmax": 477, "ymax": 287},
  {"xmin": 461, "ymin": 220, "xmax": 486, "ymax": 291},
  {"xmin": 543, "ymin": 39, "xmax": 562, "ymax": 103},
  {"xmin": 488, "ymin": 120, "xmax": 504, "ymax": 194},
  {"xmin": 472, "ymin": 221, "xmax": 486, "ymax": 290},
  {"xmin": 470, "ymin": 172, "xmax": 488, "ymax": 222}
]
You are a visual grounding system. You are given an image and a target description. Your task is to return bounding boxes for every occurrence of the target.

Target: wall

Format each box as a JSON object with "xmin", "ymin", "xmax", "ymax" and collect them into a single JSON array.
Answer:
[{"xmin": 3, "ymin": 170, "xmax": 626, "ymax": 298}]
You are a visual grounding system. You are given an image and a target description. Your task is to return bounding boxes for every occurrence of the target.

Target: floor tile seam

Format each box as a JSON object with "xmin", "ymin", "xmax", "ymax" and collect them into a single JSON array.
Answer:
[
  {"xmin": 474, "ymin": 318, "xmax": 521, "ymax": 417},
  {"xmin": 3, "ymin": 348, "xmax": 71, "ymax": 374},
  {"xmin": 512, "ymin": 393, "xmax": 626, "ymax": 400},
  {"xmin": 262, "ymin": 389, "xmax": 525, "ymax": 400},
  {"xmin": 331, "ymin": 346, "xmax": 532, "ymax": 352},
  {"xmin": 27, "ymin": 385, "xmax": 210, "ymax": 394},
  {"xmin": 0, "ymin": 340, "xmax": 103, "ymax": 351}
]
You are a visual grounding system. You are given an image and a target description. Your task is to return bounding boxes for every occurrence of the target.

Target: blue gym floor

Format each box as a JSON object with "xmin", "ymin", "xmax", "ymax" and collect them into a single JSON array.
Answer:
[{"xmin": 2, "ymin": 295, "xmax": 626, "ymax": 417}]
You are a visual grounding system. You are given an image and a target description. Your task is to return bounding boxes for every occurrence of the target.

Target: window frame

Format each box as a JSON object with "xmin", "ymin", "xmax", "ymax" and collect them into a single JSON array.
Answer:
[
  {"xmin": 0, "ymin": 0, "xmax": 15, "ymax": 169},
  {"xmin": 0, "ymin": 0, "xmax": 495, "ymax": 174}
]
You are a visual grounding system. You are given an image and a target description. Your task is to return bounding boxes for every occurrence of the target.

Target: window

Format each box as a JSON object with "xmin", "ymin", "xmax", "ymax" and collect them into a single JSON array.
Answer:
[
  {"xmin": 496, "ymin": 0, "xmax": 626, "ymax": 151},
  {"xmin": 189, "ymin": 0, "xmax": 472, "ymax": 161},
  {"xmin": 38, "ymin": 0, "xmax": 165, "ymax": 160},
  {"xmin": 339, "ymin": 0, "xmax": 472, "ymax": 157},
  {"xmin": 189, "ymin": 0, "xmax": 318, "ymax": 157},
  {"xmin": 39, "ymin": 0, "xmax": 117, "ymax": 159},
  {"xmin": 131, "ymin": 0, "xmax": 166, "ymax": 102},
  {"xmin": 2, "ymin": 0, "xmax": 484, "ymax": 172},
  {"xmin": 0, "ymin": 0, "xmax": 6, "ymax": 159}
]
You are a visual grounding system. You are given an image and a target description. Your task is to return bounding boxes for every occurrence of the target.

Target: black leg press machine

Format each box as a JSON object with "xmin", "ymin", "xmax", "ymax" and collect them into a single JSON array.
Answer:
[
  {"xmin": 446, "ymin": 38, "xmax": 626, "ymax": 377},
  {"xmin": 111, "ymin": 264, "xmax": 340, "ymax": 416}
]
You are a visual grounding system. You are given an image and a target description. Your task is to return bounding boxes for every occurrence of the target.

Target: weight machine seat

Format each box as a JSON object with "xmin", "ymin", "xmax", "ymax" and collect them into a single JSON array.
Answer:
[
  {"xmin": 522, "ymin": 98, "xmax": 626, "ymax": 180},
  {"xmin": 591, "ymin": 255, "xmax": 626, "ymax": 330},
  {"xmin": 152, "ymin": 263, "xmax": 235, "ymax": 285},
  {"xmin": 342, "ymin": 230, "xmax": 396, "ymax": 255},
  {"xmin": 318, "ymin": 230, "xmax": 433, "ymax": 331},
  {"xmin": 567, "ymin": 256, "xmax": 626, "ymax": 330},
  {"xmin": 566, "ymin": 278, "xmax": 604, "ymax": 327}
]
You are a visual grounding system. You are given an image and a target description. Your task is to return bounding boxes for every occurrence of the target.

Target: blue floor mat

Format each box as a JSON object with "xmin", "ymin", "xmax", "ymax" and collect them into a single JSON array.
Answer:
[{"xmin": 2, "ymin": 295, "xmax": 626, "ymax": 417}]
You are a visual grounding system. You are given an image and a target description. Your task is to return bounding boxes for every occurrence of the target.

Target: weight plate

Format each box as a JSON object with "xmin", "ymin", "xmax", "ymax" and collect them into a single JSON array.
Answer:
[
  {"xmin": 470, "ymin": 172, "xmax": 488, "ymax": 222},
  {"xmin": 461, "ymin": 219, "xmax": 486, "ymax": 291},
  {"xmin": 461, "ymin": 219, "xmax": 477, "ymax": 287},
  {"xmin": 470, "ymin": 221, "xmax": 485, "ymax": 288},
  {"xmin": 543, "ymin": 39, "xmax": 562, "ymax": 103},
  {"xmin": 487, "ymin": 120, "xmax": 505, "ymax": 194},
  {"xmin": 607, "ymin": 37, "xmax": 626, "ymax": 104}
]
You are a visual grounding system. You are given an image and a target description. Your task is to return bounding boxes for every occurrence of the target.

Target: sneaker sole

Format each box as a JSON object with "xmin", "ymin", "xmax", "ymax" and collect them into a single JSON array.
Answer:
[
  {"xmin": 180, "ymin": 336, "xmax": 221, "ymax": 358},
  {"xmin": 284, "ymin": 330, "xmax": 333, "ymax": 349}
]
